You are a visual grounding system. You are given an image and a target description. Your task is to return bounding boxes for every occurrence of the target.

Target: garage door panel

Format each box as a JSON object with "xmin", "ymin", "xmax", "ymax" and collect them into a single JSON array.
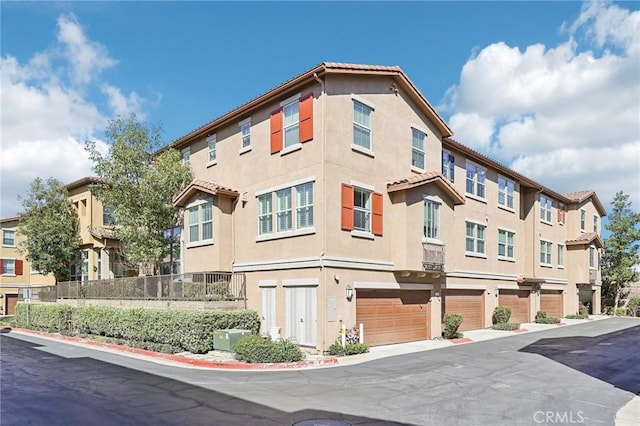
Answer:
[
  {"xmin": 356, "ymin": 290, "xmax": 430, "ymax": 346},
  {"xmin": 541, "ymin": 290, "xmax": 563, "ymax": 318},
  {"xmin": 444, "ymin": 290, "xmax": 484, "ymax": 331},
  {"xmin": 499, "ymin": 290, "xmax": 530, "ymax": 323}
]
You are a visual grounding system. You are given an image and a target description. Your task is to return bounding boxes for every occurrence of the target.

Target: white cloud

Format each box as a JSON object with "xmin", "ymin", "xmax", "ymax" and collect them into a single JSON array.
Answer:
[
  {"xmin": 442, "ymin": 1, "xmax": 640, "ymax": 210},
  {"xmin": 0, "ymin": 13, "xmax": 145, "ymax": 218}
]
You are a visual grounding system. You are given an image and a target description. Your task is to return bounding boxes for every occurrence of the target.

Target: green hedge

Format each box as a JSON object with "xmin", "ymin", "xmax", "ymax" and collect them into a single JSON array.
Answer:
[
  {"xmin": 534, "ymin": 310, "xmax": 560, "ymax": 324},
  {"xmin": 14, "ymin": 303, "xmax": 260, "ymax": 354},
  {"xmin": 233, "ymin": 335, "xmax": 304, "ymax": 363},
  {"xmin": 490, "ymin": 322, "xmax": 521, "ymax": 331},
  {"xmin": 328, "ymin": 342, "xmax": 369, "ymax": 356}
]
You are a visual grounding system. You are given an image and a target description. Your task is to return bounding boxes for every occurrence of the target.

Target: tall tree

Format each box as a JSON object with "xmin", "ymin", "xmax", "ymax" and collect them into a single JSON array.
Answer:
[
  {"xmin": 601, "ymin": 191, "xmax": 640, "ymax": 312},
  {"xmin": 85, "ymin": 115, "xmax": 192, "ymax": 275},
  {"xmin": 17, "ymin": 178, "xmax": 81, "ymax": 283}
]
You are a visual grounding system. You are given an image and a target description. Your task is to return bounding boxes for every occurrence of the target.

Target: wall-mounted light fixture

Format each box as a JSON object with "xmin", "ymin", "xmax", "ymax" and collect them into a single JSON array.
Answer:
[
  {"xmin": 434, "ymin": 291, "xmax": 440, "ymax": 298},
  {"xmin": 345, "ymin": 285, "xmax": 353, "ymax": 301},
  {"xmin": 334, "ymin": 274, "xmax": 340, "ymax": 283},
  {"xmin": 495, "ymin": 288, "xmax": 499, "ymax": 297}
]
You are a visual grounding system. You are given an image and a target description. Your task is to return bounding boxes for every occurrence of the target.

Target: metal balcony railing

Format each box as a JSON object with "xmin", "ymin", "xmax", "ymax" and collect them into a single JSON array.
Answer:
[{"xmin": 422, "ymin": 242, "xmax": 445, "ymax": 271}]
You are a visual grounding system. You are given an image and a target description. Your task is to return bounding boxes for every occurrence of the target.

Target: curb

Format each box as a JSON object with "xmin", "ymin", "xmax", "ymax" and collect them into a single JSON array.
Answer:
[{"xmin": 1, "ymin": 327, "xmax": 339, "ymax": 370}]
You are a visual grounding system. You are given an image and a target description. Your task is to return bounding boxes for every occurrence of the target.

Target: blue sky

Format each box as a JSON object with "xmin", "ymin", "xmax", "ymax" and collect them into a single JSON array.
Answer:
[{"xmin": 1, "ymin": 1, "xmax": 639, "ymax": 221}]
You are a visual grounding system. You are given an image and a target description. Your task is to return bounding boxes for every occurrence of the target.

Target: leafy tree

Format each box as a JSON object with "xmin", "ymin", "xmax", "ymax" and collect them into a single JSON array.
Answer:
[
  {"xmin": 17, "ymin": 178, "xmax": 81, "ymax": 283},
  {"xmin": 85, "ymin": 115, "xmax": 192, "ymax": 275},
  {"xmin": 601, "ymin": 191, "xmax": 640, "ymax": 313}
]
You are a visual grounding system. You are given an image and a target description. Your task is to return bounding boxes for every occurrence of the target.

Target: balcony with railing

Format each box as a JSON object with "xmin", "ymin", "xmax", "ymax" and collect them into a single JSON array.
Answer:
[{"xmin": 422, "ymin": 242, "xmax": 445, "ymax": 272}]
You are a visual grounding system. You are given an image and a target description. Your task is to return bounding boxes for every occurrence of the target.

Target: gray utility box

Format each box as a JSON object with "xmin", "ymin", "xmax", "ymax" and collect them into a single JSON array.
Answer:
[{"xmin": 213, "ymin": 329, "xmax": 251, "ymax": 351}]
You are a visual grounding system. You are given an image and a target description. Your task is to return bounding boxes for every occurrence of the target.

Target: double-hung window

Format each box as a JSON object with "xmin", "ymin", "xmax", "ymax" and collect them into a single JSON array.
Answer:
[
  {"xmin": 465, "ymin": 222, "xmax": 486, "ymax": 255},
  {"xmin": 540, "ymin": 195, "xmax": 552, "ymax": 223},
  {"xmin": 257, "ymin": 181, "xmax": 314, "ymax": 238},
  {"xmin": 283, "ymin": 101, "xmax": 299, "ymax": 148},
  {"xmin": 580, "ymin": 209, "xmax": 586, "ymax": 231},
  {"xmin": 411, "ymin": 129, "xmax": 426, "ymax": 170},
  {"xmin": 353, "ymin": 188, "xmax": 372, "ymax": 232},
  {"xmin": 593, "ymin": 215, "xmax": 598, "ymax": 233},
  {"xmin": 558, "ymin": 244, "xmax": 565, "ymax": 268},
  {"xmin": 207, "ymin": 134, "xmax": 217, "ymax": 163},
  {"xmin": 589, "ymin": 246, "xmax": 596, "ymax": 269},
  {"xmin": 2, "ymin": 230, "xmax": 15, "ymax": 246},
  {"xmin": 181, "ymin": 147, "xmax": 190, "ymax": 165},
  {"xmin": 540, "ymin": 240, "xmax": 552, "ymax": 266},
  {"xmin": 188, "ymin": 199, "xmax": 213, "ymax": 245},
  {"xmin": 1, "ymin": 259, "xmax": 15, "ymax": 275},
  {"xmin": 353, "ymin": 101, "xmax": 372, "ymax": 150},
  {"xmin": 498, "ymin": 229, "xmax": 515, "ymax": 260},
  {"xmin": 558, "ymin": 203, "xmax": 566, "ymax": 224},
  {"xmin": 465, "ymin": 162, "xmax": 486, "ymax": 199},
  {"xmin": 341, "ymin": 183, "xmax": 383, "ymax": 237},
  {"xmin": 498, "ymin": 176, "xmax": 515, "ymax": 210},
  {"xmin": 423, "ymin": 199, "xmax": 440, "ymax": 240},
  {"xmin": 240, "ymin": 118, "xmax": 251, "ymax": 150},
  {"xmin": 442, "ymin": 151, "xmax": 455, "ymax": 182}
]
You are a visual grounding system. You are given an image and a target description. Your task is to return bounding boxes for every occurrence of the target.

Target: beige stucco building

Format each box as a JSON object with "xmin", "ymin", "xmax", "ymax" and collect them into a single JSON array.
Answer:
[{"xmin": 166, "ymin": 63, "xmax": 605, "ymax": 351}]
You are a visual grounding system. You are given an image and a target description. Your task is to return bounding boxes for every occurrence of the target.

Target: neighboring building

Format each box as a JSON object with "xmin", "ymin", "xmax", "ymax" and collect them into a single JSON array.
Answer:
[
  {"xmin": 0, "ymin": 217, "xmax": 55, "ymax": 315},
  {"xmin": 164, "ymin": 62, "xmax": 605, "ymax": 350},
  {"xmin": 65, "ymin": 177, "xmax": 137, "ymax": 282}
]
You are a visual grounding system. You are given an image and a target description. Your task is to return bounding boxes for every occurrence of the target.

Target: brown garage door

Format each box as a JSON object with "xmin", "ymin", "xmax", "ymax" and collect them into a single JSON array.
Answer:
[
  {"xmin": 356, "ymin": 290, "xmax": 430, "ymax": 346},
  {"xmin": 6, "ymin": 294, "xmax": 19, "ymax": 315},
  {"xmin": 498, "ymin": 290, "xmax": 530, "ymax": 323},
  {"xmin": 540, "ymin": 290, "xmax": 563, "ymax": 318},
  {"xmin": 443, "ymin": 290, "xmax": 484, "ymax": 331}
]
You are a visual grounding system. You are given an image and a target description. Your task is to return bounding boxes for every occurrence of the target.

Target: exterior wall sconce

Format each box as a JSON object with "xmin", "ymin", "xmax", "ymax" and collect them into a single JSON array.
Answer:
[
  {"xmin": 495, "ymin": 288, "xmax": 499, "ymax": 297},
  {"xmin": 345, "ymin": 285, "xmax": 353, "ymax": 301},
  {"xmin": 434, "ymin": 291, "xmax": 440, "ymax": 298},
  {"xmin": 333, "ymin": 274, "xmax": 340, "ymax": 283}
]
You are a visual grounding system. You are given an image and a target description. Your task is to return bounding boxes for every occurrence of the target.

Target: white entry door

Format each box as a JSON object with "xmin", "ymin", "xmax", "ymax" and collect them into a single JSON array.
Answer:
[
  {"xmin": 261, "ymin": 287, "xmax": 276, "ymax": 335},
  {"xmin": 285, "ymin": 286, "xmax": 317, "ymax": 346}
]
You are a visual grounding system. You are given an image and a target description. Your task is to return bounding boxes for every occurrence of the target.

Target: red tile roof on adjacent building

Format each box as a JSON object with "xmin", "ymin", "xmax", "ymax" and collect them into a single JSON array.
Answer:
[
  {"xmin": 387, "ymin": 170, "xmax": 466, "ymax": 205},
  {"xmin": 65, "ymin": 176, "xmax": 103, "ymax": 191},
  {"xmin": 173, "ymin": 179, "xmax": 239, "ymax": 207},
  {"xmin": 566, "ymin": 232, "xmax": 604, "ymax": 248},
  {"xmin": 563, "ymin": 190, "xmax": 606, "ymax": 216}
]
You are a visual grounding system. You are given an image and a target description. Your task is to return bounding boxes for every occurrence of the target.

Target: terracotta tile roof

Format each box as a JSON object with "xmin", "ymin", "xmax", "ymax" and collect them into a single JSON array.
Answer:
[
  {"xmin": 563, "ymin": 189, "xmax": 606, "ymax": 216},
  {"xmin": 387, "ymin": 171, "xmax": 465, "ymax": 204},
  {"xmin": 65, "ymin": 176, "xmax": 103, "ymax": 191},
  {"xmin": 0, "ymin": 216, "xmax": 20, "ymax": 224},
  {"xmin": 566, "ymin": 232, "xmax": 604, "ymax": 248},
  {"xmin": 90, "ymin": 227, "xmax": 119, "ymax": 240},
  {"xmin": 173, "ymin": 179, "xmax": 239, "ymax": 207}
]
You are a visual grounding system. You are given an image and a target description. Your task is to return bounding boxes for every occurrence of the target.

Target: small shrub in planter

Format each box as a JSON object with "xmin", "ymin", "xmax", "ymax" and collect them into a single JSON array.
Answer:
[
  {"xmin": 490, "ymin": 322, "xmax": 521, "ymax": 331},
  {"xmin": 443, "ymin": 313, "xmax": 463, "ymax": 339},
  {"xmin": 233, "ymin": 334, "xmax": 304, "ymax": 363},
  {"xmin": 534, "ymin": 310, "xmax": 560, "ymax": 324},
  {"xmin": 492, "ymin": 306, "xmax": 512, "ymax": 324},
  {"xmin": 328, "ymin": 342, "xmax": 369, "ymax": 356},
  {"xmin": 565, "ymin": 313, "xmax": 588, "ymax": 319}
]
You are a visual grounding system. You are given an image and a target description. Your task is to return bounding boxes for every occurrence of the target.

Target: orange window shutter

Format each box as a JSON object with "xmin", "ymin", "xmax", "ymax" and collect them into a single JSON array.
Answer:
[
  {"xmin": 341, "ymin": 184, "xmax": 354, "ymax": 231},
  {"xmin": 299, "ymin": 94, "xmax": 313, "ymax": 143},
  {"xmin": 270, "ymin": 109, "xmax": 283, "ymax": 154},
  {"xmin": 372, "ymin": 192, "xmax": 383, "ymax": 236},
  {"xmin": 15, "ymin": 260, "xmax": 23, "ymax": 276}
]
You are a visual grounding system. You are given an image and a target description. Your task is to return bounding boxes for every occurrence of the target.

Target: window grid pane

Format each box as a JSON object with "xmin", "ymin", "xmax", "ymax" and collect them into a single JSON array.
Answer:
[
  {"xmin": 354, "ymin": 188, "xmax": 371, "ymax": 232},
  {"xmin": 283, "ymin": 102, "xmax": 299, "ymax": 148},
  {"xmin": 258, "ymin": 194, "xmax": 273, "ymax": 235},
  {"xmin": 296, "ymin": 183, "xmax": 314, "ymax": 229},
  {"xmin": 353, "ymin": 101, "xmax": 372, "ymax": 149},
  {"xmin": 3, "ymin": 230, "xmax": 15, "ymax": 246},
  {"xmin": 241, "ymin": 123, "xmax": 251, "ymax": 148},
  {"xmin": 208, "ymin": 137, "xmax": 216, "ymax": 162}
]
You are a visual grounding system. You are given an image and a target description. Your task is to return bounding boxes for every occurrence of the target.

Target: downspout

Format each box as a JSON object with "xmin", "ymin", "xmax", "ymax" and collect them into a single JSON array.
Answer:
[{"xmin": 313, "ymin": 72, "xmax": 327, "ymax": 351}]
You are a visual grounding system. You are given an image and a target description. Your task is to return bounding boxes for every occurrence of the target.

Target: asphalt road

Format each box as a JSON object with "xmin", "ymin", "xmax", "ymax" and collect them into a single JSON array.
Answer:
[{"xmin": 1, "ymin": 318, "xmax": 639, "ymax": 426}]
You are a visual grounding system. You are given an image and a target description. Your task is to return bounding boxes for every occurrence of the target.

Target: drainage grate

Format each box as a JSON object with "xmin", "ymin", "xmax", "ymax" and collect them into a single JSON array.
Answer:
[{"xmin": 293, "ymin": 420, "xmax": 351, "ymax": 426}]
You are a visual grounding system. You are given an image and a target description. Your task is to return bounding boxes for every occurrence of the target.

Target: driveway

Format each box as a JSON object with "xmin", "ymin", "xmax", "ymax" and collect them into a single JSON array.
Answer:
[{"xmin": 1, "ymin": 318, "xmax": 638, "ymax": 425}]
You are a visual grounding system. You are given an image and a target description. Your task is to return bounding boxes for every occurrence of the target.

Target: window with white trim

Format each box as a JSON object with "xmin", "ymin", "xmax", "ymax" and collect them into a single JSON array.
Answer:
[
  {"xmin": 498, "ymin": 229, "xmax": 515, "ymax": 260},
  {"xmin": 540, "ymin": 240, "xmax": 552, "ymax": 266},
  {"xmin": 498, "ymin": 176, "xmax": 515, "ymax": 210},
  {"xmin": 593, "ymin": 215, "xmax": 598, "ymax": 233},
  {"xmin": 540, "ymin": 195, "xmax": 552, "ymax": 223},
  {"xmin": 423, "ymin": 199, "xmax": 440, "ymax": 240},
  {"xmin": 69, "ymin": 250, "xmax": 89, "ymax": 281},
  {"xmin": 207, "ymin": 134, "xmax": 217, "ymax": 163},
  {"xmin": 283, "ymin": 100, "xmax": 299, "ymax": 148},
  {"xmin": 557, "ymin": 244, "xmax": 565, "ymax": 267},
  {"xmin": 2, "ymin": 259, "xmax": 15, "ymax": 275},
  {"xmin": 240, "ymin": 119, "xmax": 251, "ymax": 150},
  {"xmin": 589, "ymin": 245, "xmax": 596, "ymax": 269},
  {"xmin": 411, "ymin": 129, "xmax": 426, "ymax": 170},
  {"xmin": 181, "ymin": 147, "xmax": 190, "ymax": 165},
  {"xmin": 442, "ymin": 151, "xmax": 455, "ymax": 182},
  {"xmin": 188, "ymin": 199, "xmax": 213, "ymax": 244},
  {"xmin": 2, "ymin": 230, "xmax": 15, "ymax": 246},
  {"xmin": 353, "ymin": 101, "xmax": 372, "ymax": 150},
  {"xmin": 580, "ymin": 209, "xmax": 586, "ymax": 231},
  {"xmin": 354, "ymin": 187, "xmax": 372, "ymax": 232},
  {"xmin": 465, "ymin": 222, "xmax": 486, "ymax": 255},
  {"xmin": 465, "ymin": 162, "xmax": 486, "ymax": 199},
  {"xmin": 257, "ymin": 183, "xmax": 314, "ymax": 237}
]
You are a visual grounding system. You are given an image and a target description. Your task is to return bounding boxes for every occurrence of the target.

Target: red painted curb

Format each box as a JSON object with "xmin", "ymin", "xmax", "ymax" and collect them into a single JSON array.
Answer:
[
  {"xmin": 513, "ymin": 329, "xmax": 528, "ymax": 333},
  {"xmin": 556, "ymin": 323, "xmax": 567, "ymax": 326},
  {"xmin": 451, "ymin": 337, "xmax": 472, "ymax": 344},
  {"xmin": 2, "ymin": 327, "xmax": 339, "ymax": 370}
]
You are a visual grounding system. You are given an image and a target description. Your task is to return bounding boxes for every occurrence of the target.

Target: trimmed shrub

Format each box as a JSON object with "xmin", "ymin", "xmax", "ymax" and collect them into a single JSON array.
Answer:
[
  {"xmin": 328, "ymin": 342, "xmax": 369, "ymax": 356},
  {"xmin": 565, "ymin": 313, "xmax": 588, "ymax": 320},
  {"xmin": 535, "ymin": 311, "xmax": 560, "ymax": 324},
  {"xmin": 615, "ymin": 307, "xmax": 627, "ymax": 316},
  {"xmin": 233, "ymin": 335, "xmax": 304, "ymax": 363},
  {"xmin": 492, "ymin": 306, "xmax": 512, "ymax": 324},
  {"xmin": 578, "ymin": 303, "xmax": 588, "ymax": 317},
  {"xmin": 490, "ymin": 322, "xmax": 521, "ymax": 331},
  {"xmin": 627, "ymin": 298, "xmax": 640, "ymax": 317},
  {"xmin": 14, "ymin": 303, "xmax": 73, "ymax": 332},
  {"xmin": 443, "ymin": 313, "xmax": 463, "ymax": 339}
]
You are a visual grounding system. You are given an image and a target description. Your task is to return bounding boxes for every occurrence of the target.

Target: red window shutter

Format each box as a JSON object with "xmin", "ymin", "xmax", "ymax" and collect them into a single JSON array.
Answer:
[
  {"xmin": 0, "ymin": 260, "xmax": 3, "ymax": 275},
  {"xmin": 372, "ymin": 192, "xmax": 383, "ymax": 236},
  {"xmin": 15, "ymin": 260, "xmax": 23, "ymax": 275},
  {"xmin": 299, "ymin": 94, "xmax": 313, "ymax": 143},
  {"xmin": 341, "ymin": 184, "xmax": 354, "ymax": 231},
  {"xmin": 270, "ymin": 109, "xmax": 283, "ymax": 154}
]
